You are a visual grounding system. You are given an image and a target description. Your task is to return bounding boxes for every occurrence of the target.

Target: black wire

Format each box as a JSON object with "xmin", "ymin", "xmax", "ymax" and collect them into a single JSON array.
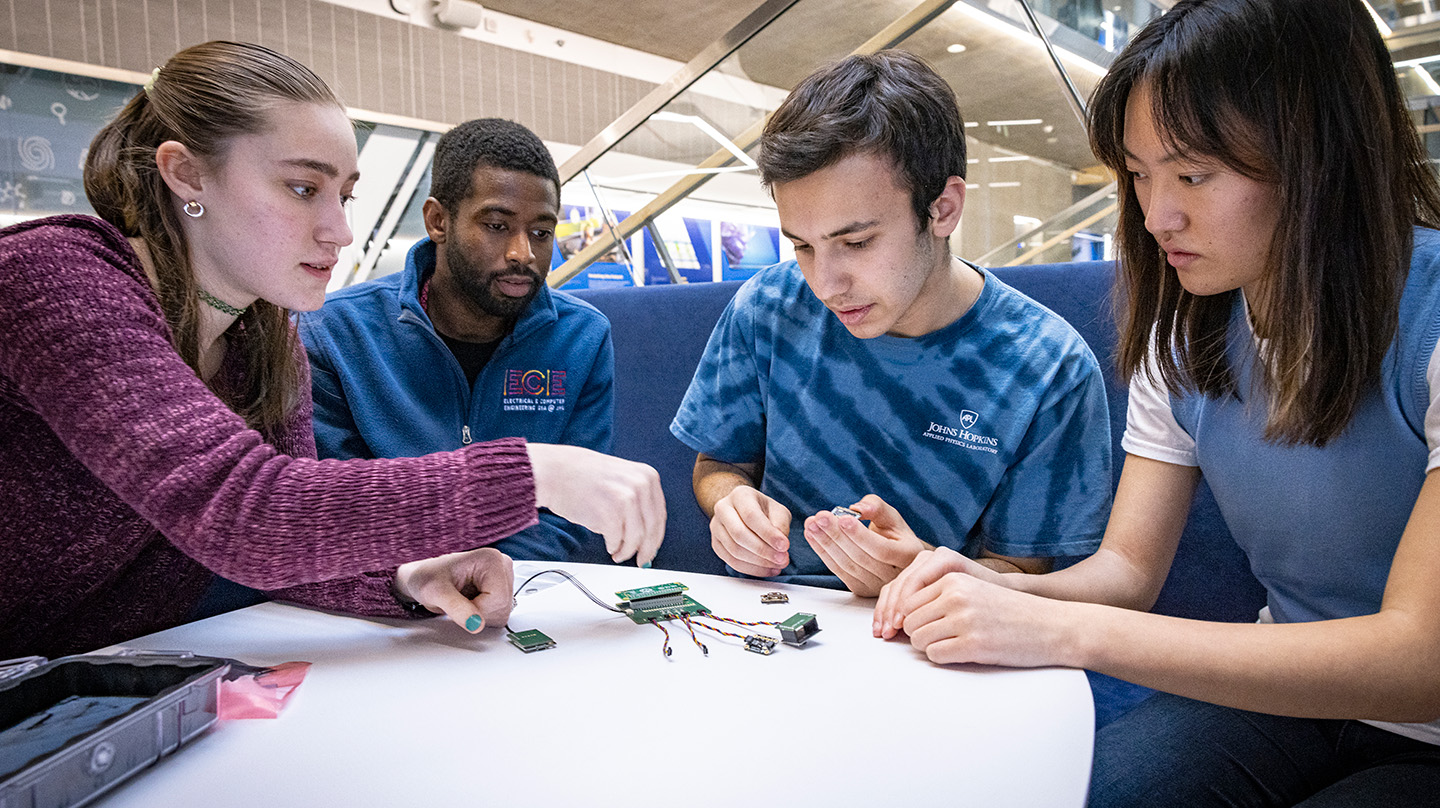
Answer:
[{"xmin": 512, "ymin": 569, "xmax": 626, "ymax": 614}]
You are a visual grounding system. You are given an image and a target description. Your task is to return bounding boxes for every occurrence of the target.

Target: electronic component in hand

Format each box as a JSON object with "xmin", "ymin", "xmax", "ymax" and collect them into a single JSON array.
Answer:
[
  {"xmin": 615, "ymin": 582, "xmax": 708, "ymax": 624},
  {"xmin": 506, "ymin": 628, "xmax": 556, "ymax": 653},
  {"xmin": 778, "ymin": 613, "xmax": 821, "ymax": 646},
  {"xmin": 831, "ymin": 506, "xmax": 861, "ymax": 518},
  {"xmin": 761, "ymin": 591, "xmax": 789, "ymax": 604}
]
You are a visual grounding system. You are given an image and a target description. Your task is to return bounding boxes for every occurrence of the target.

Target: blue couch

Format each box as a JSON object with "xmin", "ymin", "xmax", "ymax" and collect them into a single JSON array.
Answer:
[{"xmin": 573, "ymin": 261, "xmax": 1267, "ymax": 726}]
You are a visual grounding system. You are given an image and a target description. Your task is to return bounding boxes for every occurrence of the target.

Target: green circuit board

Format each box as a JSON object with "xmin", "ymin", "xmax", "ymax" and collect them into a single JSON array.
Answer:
[{"xmin": 617, "ymin": 594, "xmax": 709, "ymax": 624}]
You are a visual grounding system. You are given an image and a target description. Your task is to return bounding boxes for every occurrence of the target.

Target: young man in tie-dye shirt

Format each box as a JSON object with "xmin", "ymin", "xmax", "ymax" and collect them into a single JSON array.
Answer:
[{"xmin": 671, "ymin": 51, "xmax": 1112, "ymax": 594}]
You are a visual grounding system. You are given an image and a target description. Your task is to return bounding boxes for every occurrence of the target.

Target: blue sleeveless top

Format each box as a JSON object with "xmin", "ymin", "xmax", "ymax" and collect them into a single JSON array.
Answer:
[{"xmin": 1171, "ymin": 227, "xmax": 1440, "ymax": 624}]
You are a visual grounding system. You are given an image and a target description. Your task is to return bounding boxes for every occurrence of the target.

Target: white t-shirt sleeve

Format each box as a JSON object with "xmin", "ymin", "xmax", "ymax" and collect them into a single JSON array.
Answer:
[
  {"xmin": 1424, "ymin": 338, "xmax": 1440, "ymax": 472},
  {"xmin": 1119, "ymin": 352, "xmax": 1199, "ymax": 467}
]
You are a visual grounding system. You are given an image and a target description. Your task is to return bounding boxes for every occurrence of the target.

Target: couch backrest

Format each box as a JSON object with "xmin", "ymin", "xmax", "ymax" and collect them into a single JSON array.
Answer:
[
  {"xmin": 572, "ymin": 282, "xmax": 742, "ymax": 574},
  {"xmin": 573, "ymin": 264, "xmax": 1266, "ymax": 622}
]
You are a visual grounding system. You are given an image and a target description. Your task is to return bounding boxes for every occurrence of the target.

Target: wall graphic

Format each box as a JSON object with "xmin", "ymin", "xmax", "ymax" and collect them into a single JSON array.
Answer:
[
  {"xmin": 0, "ymin": 65, "xmax": 140, "ymax": 221},
  {"xmin": 555, "ymin": 204, "xmax": 635, "ymax": 289}
]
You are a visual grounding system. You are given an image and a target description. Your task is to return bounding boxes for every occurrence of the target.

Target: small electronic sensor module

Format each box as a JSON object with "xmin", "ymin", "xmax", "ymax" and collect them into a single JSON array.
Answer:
[
  {"xmin": 778, "ymin": 613, "xmax": 821, "ymax": 646},
  {"xmin": 506, "ymin": 628, "xmax": 556, "ymax": 653},
  {"xmin": 744, "ymin": 636, "xmax": 777, "ymax": 655}
]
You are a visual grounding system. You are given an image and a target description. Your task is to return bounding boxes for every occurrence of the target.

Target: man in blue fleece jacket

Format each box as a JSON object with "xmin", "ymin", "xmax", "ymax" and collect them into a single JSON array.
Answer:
[{"xmin": 300, "ymin": 118, "xmax": 622, "ymax": 564}]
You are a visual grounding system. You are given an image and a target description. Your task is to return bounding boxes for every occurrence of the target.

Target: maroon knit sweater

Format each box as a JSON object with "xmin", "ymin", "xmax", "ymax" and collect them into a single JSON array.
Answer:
[{"xmin": 0, "ymin": 215, "xmax": 540, "ymax": 659}]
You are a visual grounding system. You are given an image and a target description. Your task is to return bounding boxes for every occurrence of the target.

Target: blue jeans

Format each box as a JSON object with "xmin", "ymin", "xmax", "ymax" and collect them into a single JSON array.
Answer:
[{"xmin": 1089, "ymin": 692, "xmax": 1440, "ymax": 807}]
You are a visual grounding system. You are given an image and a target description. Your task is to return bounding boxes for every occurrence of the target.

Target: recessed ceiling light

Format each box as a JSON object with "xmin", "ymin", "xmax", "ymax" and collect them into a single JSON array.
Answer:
[{"xmin": 947, "ymin": 43, "xmax": 967, "ymax": 54}]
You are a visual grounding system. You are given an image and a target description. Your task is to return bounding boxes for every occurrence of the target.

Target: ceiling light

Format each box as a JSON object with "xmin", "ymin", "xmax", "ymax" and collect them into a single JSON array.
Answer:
[
  {"xmin": 947, "ymin": 43, "xmax": 967, "ymax": 54},
  {"xmin": 986, "ymin": 119, "xmax": 1043, "ymax": 127},
  {"xmin": 989, "ymin": 181, "xmax": 1021, "ymax": 188},
  {"xmin": 988, "ymin": 156, "xmax": 1029, "ymax": 163},
  {"xmin": 964, "ymin": 121, "xmax": 978, "ymax": 127}
]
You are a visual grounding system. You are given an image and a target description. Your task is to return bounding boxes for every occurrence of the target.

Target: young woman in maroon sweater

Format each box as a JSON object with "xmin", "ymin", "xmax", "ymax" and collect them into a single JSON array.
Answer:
[{"xmin": 0, "ymin": 41, "xmax": 665, "ymax": 659}]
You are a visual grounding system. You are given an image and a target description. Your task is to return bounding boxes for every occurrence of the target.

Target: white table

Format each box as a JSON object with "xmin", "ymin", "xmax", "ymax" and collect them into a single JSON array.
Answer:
[{"xmin": 97, "ymin": 562, "xmax": 1093, "ymax": 807}]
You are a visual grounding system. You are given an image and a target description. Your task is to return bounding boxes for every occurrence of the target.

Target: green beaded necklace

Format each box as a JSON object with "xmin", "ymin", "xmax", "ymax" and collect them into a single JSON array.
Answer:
[{"xmin": 198, "ymin": 289, "xmax": 247, "ymax": 317}]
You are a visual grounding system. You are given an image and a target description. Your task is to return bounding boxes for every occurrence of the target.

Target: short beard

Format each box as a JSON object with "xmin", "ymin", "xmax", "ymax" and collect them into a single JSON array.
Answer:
[{"xmin": 444, "ymin": 235, "xmax": 542, "ymax": 321}]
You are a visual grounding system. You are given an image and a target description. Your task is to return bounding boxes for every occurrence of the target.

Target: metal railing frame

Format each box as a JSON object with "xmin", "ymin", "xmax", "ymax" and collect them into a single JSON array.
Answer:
[
  {"xmin": 551, "ymin": 0, "xmax": 1111, "ymax": 284},
  {"xmin": 974, "ymin": 181, "xmax": 1116, "ymax": 267},
  {"xmin": 550, "ymin": 0, "xmax": 963, "ymax": 286},
  {"xmin": 556, "ymin": 0, "xmax": 804, "ymax": 185}
]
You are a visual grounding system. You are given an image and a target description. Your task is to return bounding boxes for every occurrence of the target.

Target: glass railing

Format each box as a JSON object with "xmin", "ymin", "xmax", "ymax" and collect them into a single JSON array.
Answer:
[
  {"xmin": 548, "ymin": 0, "xmax": 1146, "ymax": 283},
  {"xmin": 1024, "ymin": 0, "xmax": 1163, "ymax": 53},
  {"xmin": 973, "ymin": 180, "xmax": 1117, "ymax": 266},
  {"xmin": 1370, "ymin": 0, "xmax": 1440, "ymax": 30},
  {"xmin": 550, "ymin": 0, "xmax": 905, "ymax": 287}
]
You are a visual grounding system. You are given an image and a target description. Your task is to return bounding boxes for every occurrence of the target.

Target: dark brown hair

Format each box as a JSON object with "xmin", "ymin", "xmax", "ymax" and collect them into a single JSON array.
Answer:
[
  {"xmin": 758, "ymin": 49, "xmax": 966, "ymax": 232},
  {"xmin": 85, "ymin": 40, "xmax": 344, "ymax": 434},
  {"xmin": 1089, "ymin": 0, "xmax": 1440, "ymax": 445}
]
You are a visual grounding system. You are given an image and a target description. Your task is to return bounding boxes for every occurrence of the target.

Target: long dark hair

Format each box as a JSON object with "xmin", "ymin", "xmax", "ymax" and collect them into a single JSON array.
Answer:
[
  {"xmin": 1089, "ymin": 0, "xmax": 1440, "ymax": 446},
  {"xmin": 84, "ymin": 40, "xmax": 344, "ymax": 434}
]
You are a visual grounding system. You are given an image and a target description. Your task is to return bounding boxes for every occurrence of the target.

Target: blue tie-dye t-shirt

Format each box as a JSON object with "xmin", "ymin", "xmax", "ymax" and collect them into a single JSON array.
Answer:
[{"xmin": 671, "ymin": 261, "xmax": 1112, "ymax": 586}]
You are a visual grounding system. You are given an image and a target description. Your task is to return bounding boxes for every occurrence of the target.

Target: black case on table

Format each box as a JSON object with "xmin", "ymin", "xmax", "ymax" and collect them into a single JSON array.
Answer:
[{"xmin": 0, "ymin": 653, "xmax": 229, "ymax": 808}]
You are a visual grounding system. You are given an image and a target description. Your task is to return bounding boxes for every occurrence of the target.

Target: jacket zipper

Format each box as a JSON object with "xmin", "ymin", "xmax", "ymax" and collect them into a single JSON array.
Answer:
[{"xmin": 462, "ymin": 425, "xmax": 473, "ymax": 445}]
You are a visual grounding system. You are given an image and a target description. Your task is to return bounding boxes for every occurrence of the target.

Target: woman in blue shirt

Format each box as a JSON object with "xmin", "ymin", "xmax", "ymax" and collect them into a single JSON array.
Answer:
[{"xmin": 870, "ymin": 0, "xmax": 1440, "ymax": 803}]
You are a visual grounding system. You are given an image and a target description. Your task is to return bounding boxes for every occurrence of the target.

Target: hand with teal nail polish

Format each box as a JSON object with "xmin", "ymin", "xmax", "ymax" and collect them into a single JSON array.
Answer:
[{"xmin": 394, "ymin": 547, "xmax": 515, "ymax": 635}]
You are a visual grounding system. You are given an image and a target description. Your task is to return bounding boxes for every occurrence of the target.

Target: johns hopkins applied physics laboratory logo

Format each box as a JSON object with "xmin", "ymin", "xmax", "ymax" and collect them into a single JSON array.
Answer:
[
  {"xmin": 923, "ymin": 411, "xmax": 998, "ymax": 454},
  {"xmin": 502, "ymin": 369, "xmax": 567, "ymax": 413}
]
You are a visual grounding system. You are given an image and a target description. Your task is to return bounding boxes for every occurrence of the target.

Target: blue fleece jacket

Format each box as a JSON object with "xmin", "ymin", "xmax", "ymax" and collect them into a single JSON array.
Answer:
[{"xmin": 298, "ymin": 238, "xmax": 615, "ymax": 562}]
